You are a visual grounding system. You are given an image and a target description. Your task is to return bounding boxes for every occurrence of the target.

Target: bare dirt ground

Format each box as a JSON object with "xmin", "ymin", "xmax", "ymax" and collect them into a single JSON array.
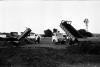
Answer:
[{"xmin": 0, "ymin": 37, "xmax": 100, "ymax": 67}]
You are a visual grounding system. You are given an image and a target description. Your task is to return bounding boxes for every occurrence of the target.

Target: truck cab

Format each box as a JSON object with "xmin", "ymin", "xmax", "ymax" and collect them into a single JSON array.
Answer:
[
  {"xmin": 52, "ymin": 32, "xmax": 66, "ymax": 44},
  {"xmin": 27, "ymin": 33, "xmax": 41, "ymax": 44}
]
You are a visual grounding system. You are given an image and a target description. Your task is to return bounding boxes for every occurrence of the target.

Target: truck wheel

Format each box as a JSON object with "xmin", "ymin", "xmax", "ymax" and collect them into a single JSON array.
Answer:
[
  {"xmin": 61, "ymin": 41, "xmax": 65, "ymax": 44},
  {"xmin": 53, "ymin": 40, "xmax": 56, "ymax": 44},
  {"xmin": 37, "ymin": 37, "xmax": 40, "ymax": 44}
]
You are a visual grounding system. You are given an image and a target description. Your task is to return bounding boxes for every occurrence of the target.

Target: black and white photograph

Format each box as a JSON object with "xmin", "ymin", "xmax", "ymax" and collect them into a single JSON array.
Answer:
[{"xmin": 0, "ymin": 0, "xmax": 100, "ymax": 67}]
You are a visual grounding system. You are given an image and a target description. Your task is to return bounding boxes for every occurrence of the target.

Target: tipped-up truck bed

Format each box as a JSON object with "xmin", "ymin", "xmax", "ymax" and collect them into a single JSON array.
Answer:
[
  {"xmin": 60, "ymin": 20, "xmax": 84, "ymax": 45},
  {"xmin": 0, "ymin": 28, "xmax": 31, "ymax": 41},
  {"xmin": 17, "ymin": 28, "xmax": 31, "ymax": 41},
  {"xmin": 0, "ymin": 28, "xmax": 32, "ymax": 47},
  {"xmin": 60, "ymin": 20, "xmax": 83, "ymax": 39}
]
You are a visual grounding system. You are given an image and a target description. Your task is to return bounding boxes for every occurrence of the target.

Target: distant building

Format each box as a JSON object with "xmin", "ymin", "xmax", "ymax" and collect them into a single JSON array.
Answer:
[
  {"xmin": 0, "ymin": 33, "xmax": 6, "ymax": 38},
  {"xmin": 0, "ymin": 32, "xmax": 10, "ymax": 38},
  {"xmin": 10, "ymin": 32, "xmax": 18, "ymax": 37}
]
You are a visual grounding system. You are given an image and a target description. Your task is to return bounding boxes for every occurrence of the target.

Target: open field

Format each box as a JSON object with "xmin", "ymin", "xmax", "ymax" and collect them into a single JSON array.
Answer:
[
  {"xmin": 1, "ymin": 46, "xmax": 100, "ymax": 67},
  {"xmin": 0, "ymin": 37, "xmax": 100, "ymax": 67}
]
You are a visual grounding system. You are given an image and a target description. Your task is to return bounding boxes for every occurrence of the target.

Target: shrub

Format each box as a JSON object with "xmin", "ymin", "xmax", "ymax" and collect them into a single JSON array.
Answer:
[
  {"xmin": 78, "ymin": 29, "xmax": 93, "ymax": 37},
  {"xmin": 44, "ymin": 29, "xmax": 53, "ymax": 37}
]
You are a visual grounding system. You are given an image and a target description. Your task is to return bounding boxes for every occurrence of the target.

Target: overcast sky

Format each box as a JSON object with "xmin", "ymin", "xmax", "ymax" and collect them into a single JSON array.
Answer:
[{"xmin": 0, "ymin": 1, "xmax": 100, "ymax": 34}]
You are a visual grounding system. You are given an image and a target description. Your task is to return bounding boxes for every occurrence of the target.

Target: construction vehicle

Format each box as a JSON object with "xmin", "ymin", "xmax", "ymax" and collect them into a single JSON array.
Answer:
[
  {"xmin": 59, "ymin": 20, "xmax": 100, "ymax": 47},
  {"xmin": 27, "ymin": 33, "xmax": 41, "ymax": 44},
  {"xmin": 52, "ymin": 32, "xmax": 66, "ymax": 44},
  {"xmin": 0, "ymin": 34, "xmax": 6, "ymax": 38},
  {"xmin": 0, "ymin": 28, "xmax": 32, "ymax": 47},
  {"xmin": 60, "ymin": 20, "xmax": 100, "ymax": 55},
  {"xmin": 60, "ymin": 20, "xmax": 84, "ymax": 45}
]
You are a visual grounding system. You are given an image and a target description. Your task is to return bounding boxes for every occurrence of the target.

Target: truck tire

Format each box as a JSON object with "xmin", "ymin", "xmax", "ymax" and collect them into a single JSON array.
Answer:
[
  {"xmin": 53, "ymin": 40, "xmax": 57, "ymax": 44},
  {"xmin": 61, "ymin": 41, "xmax": 65, "ymax": 44},
  {"xmin": 37, "ymin": 37, "xmax": 40, "ymax": 44}
]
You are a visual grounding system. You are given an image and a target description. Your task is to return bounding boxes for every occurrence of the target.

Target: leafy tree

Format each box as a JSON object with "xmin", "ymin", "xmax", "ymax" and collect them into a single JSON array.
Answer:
[
  {"xmin": 85, "ymin": 32, "xmax": 93, "ymax": 37},
  {"xmin": 53, "ymin": 28, "xmax": 58, "ymax": 33},
  {"xmin": 44, "ymin": 29, "xmax": 53, "ymax": 37},
  {"xmin": 78, "ymin": 29, "xmax": 93, "ymax": 37},
  {"xmin": 78, "ymin": 29, "xmax": 86, "ymax": 36}
]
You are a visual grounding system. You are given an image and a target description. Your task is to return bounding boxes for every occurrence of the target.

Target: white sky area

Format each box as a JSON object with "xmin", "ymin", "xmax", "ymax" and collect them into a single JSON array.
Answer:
[{"xmin": 0, "ymin": 1, "xmax": 100, "ymax": 34}]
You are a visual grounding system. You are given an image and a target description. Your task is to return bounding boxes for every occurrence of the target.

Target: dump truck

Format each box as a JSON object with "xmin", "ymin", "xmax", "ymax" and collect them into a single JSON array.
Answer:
[
  {"xmin": 27, "ymin": 33, "xmax": 41, "ymax": 44},
  {"xmin": 60, "ymin": 20, "xmax": 100, "ymax": 54},
  {"xmin": 52, "ymin": 32, "xmax": 66, "ymax": 44},
  {"xmin": 60, "ymin": 20, "xmax": 100, "ymax": 47},
  {"xmin": 0, "ymin": 28, "xmax": 32, "ymax": 47},
  {"xmin": 60, "ymin": 20, "xmax": 84, "ymax": 45}
]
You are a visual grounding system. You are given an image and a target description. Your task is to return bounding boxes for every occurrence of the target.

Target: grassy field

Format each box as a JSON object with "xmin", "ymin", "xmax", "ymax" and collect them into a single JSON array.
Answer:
[
  {"xmin": 1, "ymin": 47, "xmax": 100, "ymax": 67},
  {"xmin": 0, "ymin": 37, "xmax": 100, "ymax": 67},
  {"xmin": 40, "ymin": 37, "xmax": 52, "ymax": 44}
]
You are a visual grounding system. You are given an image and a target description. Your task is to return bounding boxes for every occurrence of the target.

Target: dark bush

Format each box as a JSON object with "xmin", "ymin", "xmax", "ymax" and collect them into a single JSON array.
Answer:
[
  {"xmin": 85, "ymin": 32, "xmax": 93, "ymax": 37},
  {"xmin": 44, "ymin": 29, "xmax": 53, "ymax": 37},
  {"xmin": 78, "ymin": 29, "xmax": 93, "ymax": 37},
  {"xmin": 53, "ymin": 28, "xmax": 58, "ymax": 33}
]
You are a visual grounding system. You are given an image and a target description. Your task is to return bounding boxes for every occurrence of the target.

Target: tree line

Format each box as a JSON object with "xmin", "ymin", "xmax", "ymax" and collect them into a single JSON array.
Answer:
[{"xmin": 43, "ymin": 28, "xmax": 93, "ymax": 37}]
